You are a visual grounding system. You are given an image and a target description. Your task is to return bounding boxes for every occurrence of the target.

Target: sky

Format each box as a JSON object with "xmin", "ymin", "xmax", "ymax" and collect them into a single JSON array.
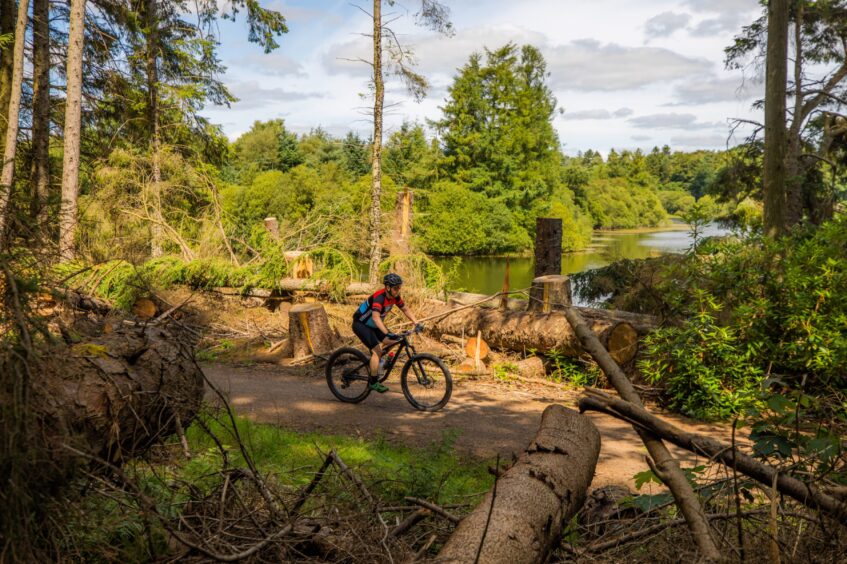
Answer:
[{"xmin": 202, "ymin": 0, "xmax": 766, "ymax": 155}]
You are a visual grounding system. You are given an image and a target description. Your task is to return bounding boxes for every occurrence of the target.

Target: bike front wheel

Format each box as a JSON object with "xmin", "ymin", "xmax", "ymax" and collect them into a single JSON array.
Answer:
[
  {"xmin": 400, "ymin": 353, "xmax": 452, "ymax": 411},
  {"xmin": 326, "ymin": 347, "xmax": 372, "ymax": 403}
]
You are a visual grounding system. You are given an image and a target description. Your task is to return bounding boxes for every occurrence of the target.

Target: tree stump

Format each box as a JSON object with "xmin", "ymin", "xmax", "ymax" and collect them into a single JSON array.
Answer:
[
  {"xmin": 534, "ymin": 218, "xmax": 562, "ymax": 277},
  {"xmin": 527, "ymin": 275, "xmax": 571, "ymax": 313},
  {"xmin": 288, "ymin": 303, "xmax": 336, "ymax": 359},
  {"xmin": 284, "ymin": 251, "xmax": 314, "ymax": 279},
  {"xmin": 516, "ymin": 356, "xmax": 545, "ymax": 378},
  {"xmin": 263, "ymin": 216, "xmax": 280, "ymax": 240},
  {"xmin": 131, "ymin": 297, "xmax": 158, "ymax": 320}
]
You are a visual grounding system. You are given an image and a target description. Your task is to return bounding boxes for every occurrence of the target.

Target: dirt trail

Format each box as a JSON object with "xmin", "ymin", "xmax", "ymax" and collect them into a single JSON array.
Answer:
[{"xmin": 203, "ymin": 362, "xmax": 735, "ymax": 490}]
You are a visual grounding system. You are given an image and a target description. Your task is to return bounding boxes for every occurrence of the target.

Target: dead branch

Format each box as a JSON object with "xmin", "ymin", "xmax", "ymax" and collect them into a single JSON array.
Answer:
[
  {"xmin": 404, "ymin": 497, "xmax": 460, "ymax": 524},
  {"xmin": 578, "ymin": 389, "xmax": 847, "ymax": 527},
  {"xmin": 562, "ymin": 306, "xmax": 722, "ymax": 561}
]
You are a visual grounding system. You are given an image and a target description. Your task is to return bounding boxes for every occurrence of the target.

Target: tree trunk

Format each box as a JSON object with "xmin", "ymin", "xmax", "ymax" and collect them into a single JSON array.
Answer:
[
  {"xmin": 579, "ymin": 389, "xmax": 847, "ymax": 527},
  {"xmin": 436, "ymin": 405, "xmax": 600, "ymax": 564},
  {"xmin": 59, "ymin": 0, "xmax": 86, "ymax": 260},
  {"xmin": 367, "ymin": 0, "xmax": 383, "ymax": 284},
  {"xmin": 430, "ymin": 306, "xmax": 640, "ymax": 365},
  {"xmin": 287, "ymin": 303, "xmax": 338, "ymax": 358},
  {"xmin": 35, "ymin": 323, "xmax": 205, "ymax": 465},
  {"xmin": 562, "ymin": 307, "xmax": 722, "ymax": 562},
  {"xmin": 146, "ymin": 0, "xmax": 163, "ymax": 258},
  {"xmin": 0, "ymin": 0, "xmax": 28, "ymax": 245},
  {"xmin": 763, "ymin": 0, "xmax": 788, "ymax": 237},
  {"xmin": 390, "ymin": 187, "xmax": 413, "ymax": 256},
  {"xmin": 0, "ymin": 0, "xmax": 16, "ymax": 155},
  {"xmin": 29, "ymin": 0, "xmax": 50, "ymax": 219},
  {"xmin": 785, "ymin": 1, "xmax": 804, "ymax": 229},
  {"xmin": 527, "ymin": 274, "xmax": 571, "ymax": 313},
  {"xmin": 534, "ymin": 217, "xmax": 562, "ymax": 277}
]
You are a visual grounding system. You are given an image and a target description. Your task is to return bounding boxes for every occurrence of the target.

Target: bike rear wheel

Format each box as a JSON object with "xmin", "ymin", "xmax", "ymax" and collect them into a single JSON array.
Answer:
[
  {"xmin": 326, "ymin": 347, "xmax": 372, "ymax": 403},
  {"xmin": 400, "ymin": 353, "xmax": 452, "ymax": 411}
]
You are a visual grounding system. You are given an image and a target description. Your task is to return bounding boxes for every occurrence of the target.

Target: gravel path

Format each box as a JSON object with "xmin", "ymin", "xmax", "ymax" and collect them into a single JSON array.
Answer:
[{"xmin": 203, "ymin": 362, "xmax": 733, "ymax": 489}]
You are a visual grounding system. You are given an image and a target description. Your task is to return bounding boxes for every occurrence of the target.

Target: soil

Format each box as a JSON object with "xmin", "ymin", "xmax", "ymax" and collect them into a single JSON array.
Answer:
[{"xmin": 203, "ymin": 361, "xmax": 736, "ymax": 490}]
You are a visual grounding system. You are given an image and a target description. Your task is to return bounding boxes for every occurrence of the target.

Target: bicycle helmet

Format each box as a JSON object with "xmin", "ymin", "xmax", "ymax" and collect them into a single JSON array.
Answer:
[{"xmin": 383, "ymin": 273, "xmax": 403, "ymax": 287}]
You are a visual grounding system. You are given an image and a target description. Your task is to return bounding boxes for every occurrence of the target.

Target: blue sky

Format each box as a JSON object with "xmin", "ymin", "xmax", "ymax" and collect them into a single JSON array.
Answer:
[{"xmin": 202, "ymin": 0, "xmax": 765, "ymax": 154}]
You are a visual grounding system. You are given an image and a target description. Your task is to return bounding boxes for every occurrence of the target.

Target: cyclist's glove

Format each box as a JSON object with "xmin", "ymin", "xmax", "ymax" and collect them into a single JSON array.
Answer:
[
  {"xmin": 386, "ymin": 333, "xmax": 400, "ymax": 341},
  {"xmin": 414, "ymin": 323, "xmax": 425, "ymax": 332}
]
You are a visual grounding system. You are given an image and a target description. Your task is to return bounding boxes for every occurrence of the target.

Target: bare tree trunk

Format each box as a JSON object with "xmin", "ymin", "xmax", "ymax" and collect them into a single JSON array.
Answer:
[
  {"xmin": 785, "ymin": 1, "xmax": 804, "ymax": 229},
  {"xmin": 562, "ymin": 307, "xmax": 722, "ymax": 562},
  {"xmin": 59, "ymin": 0, "xmax": 86, "ymax": 260},
  {"xmin": 763, "ymin": 0, "xmax": 789, "ymax": 237},
  {"xmin": 146, "ymin": 0, "xmax": 163, "ymax": 258},
  {"xmin": 367, "ymin": 0, "xmax": 383, "ymax": 284},
  {"xmin": 0, "ymin": 0, "xmax": 29, "ymax": 245},
  {"xmin": 437, "ymin": 405, "xmax": 600, "ymax": 563},
  {"xmin": 30, "ymin": 0, "xmax": 50, "ymax": 219},
  {"xmin": 0, "ymin": 0, "xmax": 15, "ymax": 152}
]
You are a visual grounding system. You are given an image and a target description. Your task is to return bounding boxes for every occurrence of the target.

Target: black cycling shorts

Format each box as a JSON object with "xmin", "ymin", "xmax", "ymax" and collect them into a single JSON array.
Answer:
[{"xmin": 352, "ymin": 319, "xmax": 386, "ymax": 350}]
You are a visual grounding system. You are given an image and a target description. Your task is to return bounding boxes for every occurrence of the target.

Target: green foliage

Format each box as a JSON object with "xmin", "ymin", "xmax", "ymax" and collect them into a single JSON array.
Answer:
[
  {"xmin": 543, "ymin": 351, "xmax": 600, "ymax": 387},
  {"xmin": 638, "ymin": 215, "xmax": 847, "ymax": 419},
  {"xmin": 582, "ymin": 177, "xmax": 667, "ymax": 229},
  {"xmin": 379, "ymin": 253, "xmax": 453, "ymax": 295},
  {"xmin": 229, "ymin": 119, "xmax": 302, "ymax": 183},
  {"xmin": 492, "ymin": 362, "xmax": 519, "ymax": 382},
  {"xmin": 417, "ymin": 181, "xmax": 530, "ymax": 255},
  {"xmin": 639, "ymin": 290, "xmax": 764, "ymax": 419}
]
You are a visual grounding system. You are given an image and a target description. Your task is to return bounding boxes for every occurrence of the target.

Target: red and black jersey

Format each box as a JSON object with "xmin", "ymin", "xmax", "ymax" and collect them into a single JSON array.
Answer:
[{"xmin": 353, "ymin": 288, "xmax": 405, "ymax": 328}]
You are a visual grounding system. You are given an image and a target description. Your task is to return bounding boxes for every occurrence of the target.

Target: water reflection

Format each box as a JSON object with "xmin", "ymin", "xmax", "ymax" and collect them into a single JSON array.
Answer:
[{"xmin": 431, "ymin": 224, "xmax": 729, "ymax": 296}]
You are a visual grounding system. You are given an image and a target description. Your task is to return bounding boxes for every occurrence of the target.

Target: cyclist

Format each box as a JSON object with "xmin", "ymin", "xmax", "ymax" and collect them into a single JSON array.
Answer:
[{"xmin": 352, "ymin": 273, "xmax": 421, "ymax": 392}]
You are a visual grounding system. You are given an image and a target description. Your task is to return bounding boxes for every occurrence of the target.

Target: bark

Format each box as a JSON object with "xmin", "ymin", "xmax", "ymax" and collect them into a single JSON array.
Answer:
[
  {"xmin": 445, "ymin": 291, "xmax": 659, "ymax": 334},
  {"xmin": 527, "ymin": 275, "xmax": 571, "ymax": 313},
  {"xmin": 785, "ymin": 1, "xmax": 804, "ymax": 229},
  {"xmin": 59, "ymin": 0, "xmax": 86, "ymax": 260},
  {"xmin": 534, "ymin": 217, "xmax": 562, "ymax": 277},
  {"xmin": 287, "ymin": 303, "xmax": 338, "ymax": 358},
  {"xmin": 430, "ymin": 306, "xmax": 641, "ymax": 365},
  {"xmin": 0, "ymin": 0, "xmax": 13, "ymax": 147},
  {"xmin": 562, "ymin": 307, "xmax": 722, "ymax": 562},
  {"xmin": 436, "ymin": 405, "xmax": 600, "ymax": 564},
  {"xmin": 30, "ymin": 0, "xmax": 50, "ymax": 219},
  {"xmin": 579, "ymin": 390, "xmax": 847, "ymax": 527},
  {"xmin": 390, "ymin": 187, "xmax": 413, "ymax": 256},
  {"xmin": 35, "ymin": 323, "xmax": 205, "ymax": 465},
  {"xmin": 763, "ymin": 0, "xmax": 789, "ymax": 237},
  {"xmin": 146, "ymin": 0, "xmax": 163, "ymax": 258},
  {"xmin": 367, "ymin": 0, "xmax": 383, "ymax": 284},
  {"xmin": 0, "ymin": 0, "xmax": 28, "ymax": 244}
]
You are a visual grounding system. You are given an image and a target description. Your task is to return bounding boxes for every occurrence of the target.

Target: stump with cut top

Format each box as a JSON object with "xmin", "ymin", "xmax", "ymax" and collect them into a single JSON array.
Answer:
[
  {"xmin": 287, "ymin": 303, "xmax": 338, "ymax": 359},
  {"xmin": 527, "ymin": 274, "xmax": 571, "ymax": 313}
]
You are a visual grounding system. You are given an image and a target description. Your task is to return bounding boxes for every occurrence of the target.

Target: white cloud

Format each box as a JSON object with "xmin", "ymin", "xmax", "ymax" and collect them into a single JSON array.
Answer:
[
  {"xmin": 628, "ymin": 112, "xmax": 721, "ymax": 129},
  {"xmin": 670, "ymin": 133, "xmax": 729, "ymax": 147},
  {"xmin": 243, "ymin": 52, "xmax": 306, "ymax": 77},
  {"xmin": 562, "ymin": 107, "xmax": 633, "ymax": 120},
  {"xmin": 546, "ymin": 40, "xmax": 712, "ymax": 91},
  {"xmin": 229, "ymin": 81, "xmax": 326, "ymax": 109},
  {"xmin": 670, "ymin": 75, "xmax": 761, "ymax": 105},
  {"xmin": 644, "ymin": 12, "xmax": 691, "ymax": 39}
]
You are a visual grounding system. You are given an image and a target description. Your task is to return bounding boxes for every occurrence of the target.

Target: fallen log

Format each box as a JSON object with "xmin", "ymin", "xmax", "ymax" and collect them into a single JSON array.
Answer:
[
  {"xmin": 579, "ymin": 389, "xmax": 847, "ymax": 527},
  {"xmin": 430, "ymin": 306, "xmax": 640, "ymax": 365},
  {"xmin": 35, "ymin": 322, "xmax": 205, "ymax": 464},
  {"xmin": 446, "ymin": 291, "xmax": 659, "ymax": 334},
  {"xmin": 562, "ymin": 307, "xmax": 722, "ymax": 561},
  {"xmin": 436, "ymin": 405, "xmax": 600, "ymax": 564}
]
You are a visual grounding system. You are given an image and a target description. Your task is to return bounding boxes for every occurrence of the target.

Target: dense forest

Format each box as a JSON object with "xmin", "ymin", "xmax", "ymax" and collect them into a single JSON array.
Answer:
[{"xmin": 1, "ymin": 0, "xmax": 846, "ymax": 562}]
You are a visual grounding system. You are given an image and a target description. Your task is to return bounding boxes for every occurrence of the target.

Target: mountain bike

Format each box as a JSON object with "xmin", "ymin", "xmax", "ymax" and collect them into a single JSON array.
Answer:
[{"xmin": 325, "ymin": 326, "xmax": 452, "ymax": 411}]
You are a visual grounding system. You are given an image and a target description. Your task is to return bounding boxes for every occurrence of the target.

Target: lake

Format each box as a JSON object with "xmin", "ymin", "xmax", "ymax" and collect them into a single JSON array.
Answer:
[{"xmin": 430, "ymin": 222, "xmax": 729, "ymax": 296}]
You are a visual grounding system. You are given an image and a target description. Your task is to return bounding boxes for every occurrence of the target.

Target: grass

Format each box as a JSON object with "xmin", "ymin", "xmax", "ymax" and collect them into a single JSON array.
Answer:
[{"xmin": 182, "ymin": 409, "xmax": 494, "ymax": 505}]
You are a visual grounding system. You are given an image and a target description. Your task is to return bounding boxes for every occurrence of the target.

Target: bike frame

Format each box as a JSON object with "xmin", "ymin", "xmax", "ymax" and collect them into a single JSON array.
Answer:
[{"xmin": 379, "ymin": 332, "xmax": 418, "ymax": 380}]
